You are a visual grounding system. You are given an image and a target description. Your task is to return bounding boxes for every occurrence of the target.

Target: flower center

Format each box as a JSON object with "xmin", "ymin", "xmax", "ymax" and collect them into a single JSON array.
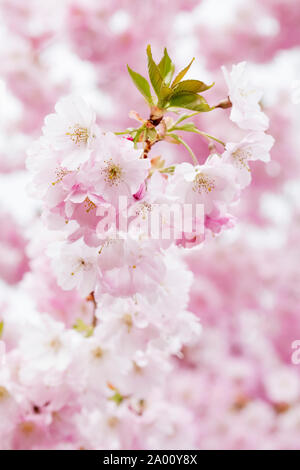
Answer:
[
  {"xmin": 71, "ymin": 258, "xmax": 90, "ymax": 276},
  {"xmin": 193, "ymin": 173, "xmax": 215, "ymax": 194},
  {"xmin": 84, "ymin": 197, "xmax": 96, "ymax": 213},
  {"xmin": 52, "ymin": 168, "xmax": 70, "ymax": 186},
  {"xmin": 0, "ymin": 386, "xmax": 9, "ymax": 401},
  {"xmin": 19, "ymin": 421, "xmax": 35, "ymax": 435},
  {"xmin": 122, "ymin": 314, "xmax": 133, "ymax": 331},
  {"xmin": 66, "ymin": 125, "xmax": 89, "ymax": 145},
  {"xmin": 232, "ymin": 148, "xmax": 252, "ymax": 169},
  {"xmin": 49, "ymin": 337, "xmax": 61, "ymax": 352},
  {"xmin": 238, "ymin": 87, "xmax": 256, "ymax": 98},
  {"xmin": 102, "ymin": 159, "xmax": 123, "ymax": 186},
  {"xmin": 107, "ymin": 416, "xmax": 119, "ymax": 428},
  {"xmin": 92, "ymin": 347, "xmax": 103, "ymax": 359},
  {"xmin": 135, "ymin": 201, "xmax": 152, "ymax": 219}
]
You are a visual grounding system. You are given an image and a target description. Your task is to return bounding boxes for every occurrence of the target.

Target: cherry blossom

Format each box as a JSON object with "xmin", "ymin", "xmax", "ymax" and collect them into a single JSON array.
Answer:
[
  {"xmin": 47, "ymin": 239, "xmax": 98, "ymax": 296},
  {"xmin": 2, "ymin": 0, "xmax": 300, "ymax": 452},
  {"xmin": 88, "ymin": 132, "xmax": 150, "ymax": 206},
  {"xmin": 223, "ymin": 132, "xmax": 275, "ymax": 187},
  {"xmin": 42, "ymin": 96, "xmax": 99, "ymax": 170},
  {"xmin": 168, "ymin": 159, "xmax": 238, "ymax": 216},
  {"xmin": 222, "ymin": 62, "xmax": 270, "ymax": 131}
]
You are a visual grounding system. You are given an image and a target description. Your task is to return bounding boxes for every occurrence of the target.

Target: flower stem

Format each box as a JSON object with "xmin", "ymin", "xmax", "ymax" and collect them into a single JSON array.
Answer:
[
  {"xmin": 173, "ymin": 111, "xmax": 200, "ymax": 126},
  {"xmin": 169, "ymin": 133, "xmax": 198, "ymax": 165},
  {"xmin": 215, "ymin": 97, "xmax": 232, "ymax": 109},
  {"xmin": 86, "ymin": 291, "xmax": 97, "ymax": 327},
  {"xmin": 194, "ymin": 130, "xmax": 225, "ymax": 147},
  {"xmin": 114, "ymin": 130, "xmax": 134, "ymax": 135}
]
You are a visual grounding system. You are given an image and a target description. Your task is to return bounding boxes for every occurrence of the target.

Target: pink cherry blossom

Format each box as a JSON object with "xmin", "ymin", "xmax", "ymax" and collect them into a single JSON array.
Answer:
[
  {"xmin": 89, "ymin": 132, "xmax": 150, "ymax": 206},
  {"xmin": 168, "ymin": 158, "xmax": 239, "ymax": 216},
  {"xmin": 222, "ymin": 62, "xmax": 270, "ymax": 131},
  {"xmin": 47, "ymin": 239, "xmax": 98, "ymax": 297},
  {"xmin": 42, "ymin": 96, "xmax": 99, "ymax": 170},
  {"xmin": 223, "ymin": 132, "xmax": 274, "ymax": 188},
  {"xmin": 1, "ymin": 0, "xmax": 299, "ymax": 452}
]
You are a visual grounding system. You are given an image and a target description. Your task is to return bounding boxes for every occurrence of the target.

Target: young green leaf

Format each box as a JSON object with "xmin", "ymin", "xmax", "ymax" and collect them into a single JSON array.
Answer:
[
  {"xmin": 0, "ymin": 320, "xmax": 3, "ymax": 338},
  {"xmin": 168, "ymin": 93, "xmax": 213, "ymax": 112},
  {"xmin": 146, "ymin": 127, "xmax": 157, "ymax": 143},
  {"xmin": 158, "ymin": 85, "xmax": 173, "ymax": 107},
  {"xmin": 158, "ymin": 48, "xmax": 175, "ymax": 86},
  {"xmin": 172, "ymin": 79, "xmax": 214, "ymax": 95},
  {"xmin": 171, "ymin": 58, "xmax": 195, "ymax": 88},
  {"xmin": 146, "ymin": 45, "xmax": 164, "ymax": 98},
  {"xmin": 109, "ymin": 391, "xmax": 124, "ymax": 406},
  {"xmin": 133, "ymin": 126, "xmax": 145, "ymax": 145},
  {"xmin": 73, "ymin": 318, "xmax": 94, "ymax": 337},
  {"xmin": 127, "ymin": 66, "xmax": 153, "ymax": 104}
]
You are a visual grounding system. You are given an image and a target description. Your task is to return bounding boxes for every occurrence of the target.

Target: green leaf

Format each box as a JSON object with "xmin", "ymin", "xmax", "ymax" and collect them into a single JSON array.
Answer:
[
  {"xmin": 73, "ymin": 318, "xmax": 94, "ymax": 338},
  {"xmin": 109, "ymin": 391, "xmax": 124, "ymax": 406},
  {"xmin": 133, "ymin": 126, "xmax": 145, "ymax": 145},
  {"xmin": 127, "ymin": 66, "xmax": 153, "ymax": 105},
  {"xmin": 171, "ymin": 58, "xmax": 195, "ymax": 88},
  {"xmin": 172, "ymin": 79, "xmax": 214, "ymax": 95},
  {"xmin": 168, "ymin": 93, "xmax": 213, "ymax": 112},
  {"xmin": 158, "ymin": 48, "xmax": 175, "ymax": 86},
  {"xmin": 146, "ymin": 127, "xmax": 157, "ymax": 143},
  {"xmin": 0, "ymin": 320, "xmax": 3, "ymax": 338},
  {"xmin": 158, "ymin": 85, "xmax": 173, "ymax": 107},
  {"xmin": 146, "ymin": 45, "xmax": 164, "ymax": 98}
]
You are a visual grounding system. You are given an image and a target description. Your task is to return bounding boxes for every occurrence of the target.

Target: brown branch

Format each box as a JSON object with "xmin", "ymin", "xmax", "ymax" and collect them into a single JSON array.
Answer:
[
  {"xmin": 143, "ymin": 112, "xmax": 166, "ymax": 158},
  {"xmin": 149, "ymin": 106, "xmax": 164, "ymax": 126},
  {"xmin": 143, "ymin": 139, "xmax": 152, "ymax": 158},
  {"xmin": 143, "ymin": 138, "xmax": 162, "ymax": 159},
  {"xmin": 86, "ymin": 291, "xmax": 97, "ymax": 327}
]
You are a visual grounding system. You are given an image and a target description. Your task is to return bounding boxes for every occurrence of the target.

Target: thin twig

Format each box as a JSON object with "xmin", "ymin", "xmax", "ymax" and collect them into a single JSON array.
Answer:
[
  {"xmin": 86, "ymin": 291, "xmax": 97, "ymax": 327},
  {"xmin": 169, "ymin": 134, "xmax": 198, "ymax": 165},
  {"xmin": 194, "ymin": 130, "xmax": 225, "ymax": 147}
]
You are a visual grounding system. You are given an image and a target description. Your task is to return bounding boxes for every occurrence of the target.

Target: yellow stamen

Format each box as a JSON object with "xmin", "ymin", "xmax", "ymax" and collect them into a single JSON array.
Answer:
[
  {"xmin": 193, "ymin": 173, "xmax": 216, "ymax": 194},
  {"xmin": 66, "ymin": 125, "xmax": 89, "ymax": 145}
]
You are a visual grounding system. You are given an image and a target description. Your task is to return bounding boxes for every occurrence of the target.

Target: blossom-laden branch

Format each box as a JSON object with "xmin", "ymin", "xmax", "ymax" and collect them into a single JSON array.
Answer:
[{"xmin": 23, "ymin": 45, "xmax": 274, "ymax": 450}]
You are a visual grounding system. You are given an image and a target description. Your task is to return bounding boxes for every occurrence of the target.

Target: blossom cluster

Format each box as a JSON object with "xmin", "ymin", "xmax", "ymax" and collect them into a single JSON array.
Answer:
[{"xmin": 0, "ymin": 50, "xmax": 268, "ymax": 449}]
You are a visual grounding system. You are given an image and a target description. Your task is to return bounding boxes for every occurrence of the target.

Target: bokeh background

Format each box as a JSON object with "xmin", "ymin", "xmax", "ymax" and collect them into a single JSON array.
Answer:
[{"xmin": 1, "ymin": 0, "xmax": 300, "ymax": 449}]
